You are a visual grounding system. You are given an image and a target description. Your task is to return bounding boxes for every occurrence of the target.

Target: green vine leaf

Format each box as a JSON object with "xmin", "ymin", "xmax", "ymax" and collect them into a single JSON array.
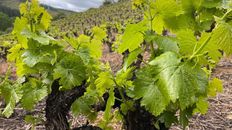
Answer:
[
  {"xmin": 21, "ymin": 30, "xmax": 54, "ymax": 45},
  {"xmin": 15, "ymin": 59, "xmax": 38, "ymax": 77},
  {"xmin": 22, "ymin": 44, "xmax": 60, "ymax": 67},
  {"xmin": 118, "ymin": 21, "xmax": 147, "ymax": 53},
  {"xmin": 201, "ymin": 0, "xmax": 222, "ymax": 8},
  {"xmin": 54, "ymin": 53, "xmax": 87, "ymax": 89},
  {"xmin": 154, "ymin": 36, "xmax": 179, "ymax": 53},
  {"xmin": 71, "ymin": 89, "xmax": 98, "ymax": 120},
  {"xmin": 7, "ymin": 44, "xmax": 22, "ymax": 62},
  {"xmin": 197, "ymin": 32, "xmax": 222, "ymax": 63},
  {"xmin": 193, "ymin": 97, "xmax": 209, "ymax": 114},
  {"xmin": 12, "ymin": 17, "xmax": 29, "ymax": 48},
  {"xmin": 89, "ymin": 39, "xmax": 102, "ymax": 59},
  {"xmin": 154, "ymin": 0, "xmax": 183, "ymax": 18},
  {"xmin": 0, "ymin": 83, "xmax": 21, "ymax": 118},
  {"xmin": 152, "ymin": 0, "xmax": 183, "ymax": 34},
  {"xmin": 122, "ymin": 48, "xmax": 142, "ymax": 70},
  {"xmin": 92, "ymin": 27, "xmax": 107, "ymax": 40},
  {"xmin": 208, "ymin": 78, "xmax": 223, "ymax": 97},
  {"xmin": 116, "ymin": 67, "xmax": 134, "ymax": 88},
  {"xmin": 21, "ymin": 78, "xmax": 48, "ymax": 110},
  {"xmin": 134, "ymin": 52, "xmax": 208, "ymax": 115},
  {"xmin": 100, "ymin": 87, "xmax": 115, "ymax": 130},
  {"xmin": 177, "ymin": 29, "xmax": 196, "ymax": 56},
  {"xmin": 158, "ymin": 111, "xmax": 178, "ymax": 128},
  {"xmin": 177, "ymin": 30, "xmax": 221, "ymax": 63},
  {"xmin": 210, "ymin": 21, "xmax": 232, "ymax": 55},
  {"xmin": 179, "ymin": 108, "xmax": 192, "ymax": 129},
  {"xmin": 95, "ymin": 71, "xmax": 114, "ymax": 97}
]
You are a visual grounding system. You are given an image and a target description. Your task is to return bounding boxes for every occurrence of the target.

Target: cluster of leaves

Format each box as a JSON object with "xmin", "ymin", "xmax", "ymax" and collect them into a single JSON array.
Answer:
[
  {"xmin": 75, "ymin": 0, "xmax": 232, "ymax": 129},
  {"xmin": 117, "ymin": 0, "xmax": 230, "ymax": 128},
  {"xmin": 0, "ymin": 0, "xmax": 107, "ymax": 124},
  {"xmin": 1, "ymin": 0, "xmax": 232, "ymax": 130}
]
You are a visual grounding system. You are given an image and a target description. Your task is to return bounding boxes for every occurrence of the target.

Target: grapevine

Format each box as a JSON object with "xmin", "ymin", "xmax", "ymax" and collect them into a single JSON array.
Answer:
[{"xmin": 0, "ymin": 0, "xmax": 232, "ymax": 130}]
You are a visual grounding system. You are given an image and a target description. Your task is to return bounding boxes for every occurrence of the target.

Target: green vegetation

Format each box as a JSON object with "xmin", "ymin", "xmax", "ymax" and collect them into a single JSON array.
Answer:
[
  {"xmin": 0, "ymin": 0, "xmax": 73, "ymax": 19},
  {"xmin": 49, "ymin": 0, "xmax": 142, "ymax": 37},
  {"xmin": 0, "ymin": 12, "xmax": 13, "ymax": 32},
  {"xmin": 0, "ymin": 0, "xmax": 73, "ymax": 35},
  {"xmin": 0, "ymin": 0, "xmax": 232, "ymax": 130}
]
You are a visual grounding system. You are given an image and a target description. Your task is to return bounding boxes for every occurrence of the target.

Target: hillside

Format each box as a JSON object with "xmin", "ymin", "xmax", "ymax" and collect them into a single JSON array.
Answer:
[
  {"xmin": 0, "ymin": 0, "xmax": 73, "ymax": 17},
  {"xmin": 0, "ymin": 0, "xmax": 74, "ymax": 34},
  {"xmin": 49, "ymin": 0, "xmax": 142, "ymax": 37}
]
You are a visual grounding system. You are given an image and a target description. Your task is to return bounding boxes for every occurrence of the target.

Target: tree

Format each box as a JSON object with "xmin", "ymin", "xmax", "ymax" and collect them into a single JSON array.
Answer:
[
  {"xmin": 0, "ymin": 12, "xmax": 12, "ymax": 31},
  {"xmin": 103, "ymin": 0, "xmax": 116, "ymax": 5}
]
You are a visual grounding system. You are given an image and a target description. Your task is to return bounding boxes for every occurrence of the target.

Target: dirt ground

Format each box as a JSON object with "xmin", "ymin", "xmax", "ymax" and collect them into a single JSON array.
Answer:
[{"xmin": 0, "ymin": 46, "xmax": 232, "ymax": 130}]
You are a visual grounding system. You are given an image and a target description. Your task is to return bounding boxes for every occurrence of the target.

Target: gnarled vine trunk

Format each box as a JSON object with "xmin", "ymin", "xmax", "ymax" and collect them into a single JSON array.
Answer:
[
  {"xmin": 123, "ymin": 101, "xmax": 168, "ymax": 130},
  {"xmin": 45, "ymin": 80, "xmax": 86, "ymax": 130}
]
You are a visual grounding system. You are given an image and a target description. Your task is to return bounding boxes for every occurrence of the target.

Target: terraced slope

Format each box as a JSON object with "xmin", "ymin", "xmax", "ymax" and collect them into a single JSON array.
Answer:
[{"xmin": 49, "ymin": 1, "xmax": 142, "ymax": 37}]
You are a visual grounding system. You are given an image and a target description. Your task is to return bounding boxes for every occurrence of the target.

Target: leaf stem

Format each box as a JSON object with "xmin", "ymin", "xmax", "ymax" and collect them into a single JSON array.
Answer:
[
  {"xmin": 189, "ymin": 35, "xmax": 211, "ymax": 60},
  {"xmin": 222, "ymin": 9, "xmax": 232, "ymax": 20},
  {"xmin": 118, "ymin": 87, "xmax": 127, "ymax": 103},
  {"xmin": 150, "ymin": 42, "xmax": 155, "ymax": 59},
  {"xmin": 147, "ymin": 0, "xmax": 156, "ymax": 59},
  {"xmin": 112, "ymin": 79, "xmax": 131, "ymax": 108},
  {"xmin": 189, "ymin": 8, "xmax": 232, "ymax": 60}
]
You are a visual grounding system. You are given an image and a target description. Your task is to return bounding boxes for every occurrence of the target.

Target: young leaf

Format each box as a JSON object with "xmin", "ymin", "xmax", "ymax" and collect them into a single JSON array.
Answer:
[
  {"xmin": 89, "ymin": 39, "xmax": 102, "ymax": 59},
  {"xmin": 15, "ymin": 59, "xmax": 38, "ymax": 77},
  {"xmin": 208, "ymin": 78, "xmax": 223, "ymax": 97},
  {"xmin": 177, "ymin": 29, "xmax": 196, "ymax": 56},
  {"xmin": 154, "ymin": 0, "xmax": 183, "ymax": 18},
  {"xmin": 159, "ymin": 111, "xmax": 178, "ymax": 128},
  {"xmin": 154, "ymin": 36, "xmax": 179, "ymax": 53},
  {"xmin": 22, "ymin": 44, "xmax": 60, "ymax": 67},
  {"xmin": 152, "ymin": 0, "xmax": 183, "ymax": 33},
  {"xmin": 92, "ymin": 27, "xmax": 107, "ymax": 40},
  {"xmin": 21, "ymin": 30, "xmax": 54, "ymax": 45},
  {"xmin": 0, "ymin": 83, "xmax": 21, "ymax": 118},
  {"xmin": 100, "ymin": 87, "xmax": 115, "ymax": 130},
  {"xmin": 118, "ymin": 21, "xmax": 147, "ymax": 53},
  {"xmin": 20, "ymin": 79, "xmax": 48, "ymax": 110},
  {"xmin": 54, "ymin": 54, "xmax": 87, "ymax": 89},
  {"xmin": 210, "ymin": 21, "xmax": 232, "ymax": 55},
  {"xmin": 95, "ymin": 71, "xmax": 115, "ymax": 97},
  {"xmin": 123, "ymin": 48, "xmax": 142, "ymax": 70},
  {"xmin": 71, "ymin": 89, "xmax": 98, "ymax": 120},
  {"xmin": 179, "ymin": 109, "xmax": 190, "ymax": 129},
  {"xmin": 201, "ymin": 0, "xmax": 222, "ymax": 8},
  {"xmin": 39, "ymin": 8, "xmax": 52, "ymax": 30},
  {"xmin": 78, "ymin": 34, "xmax": 90, "ymax": 44},
  {"xmin": 116, "ymin": 67, "xmax": 134, "ymax": 87},
  {"xmin": 7, "ymin": 44, "xmax": 22, "ymax": 62},
  {"xmin": 193, "ymin": 97, "xmax": 209, "ymax": 114},
  {"xmin": 197, "ymin": 32, "xmax": 222, "ymax": 63},
  {"xmin": 12, "ymin": 17, "xmax": 29, "ymax": 48}
]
